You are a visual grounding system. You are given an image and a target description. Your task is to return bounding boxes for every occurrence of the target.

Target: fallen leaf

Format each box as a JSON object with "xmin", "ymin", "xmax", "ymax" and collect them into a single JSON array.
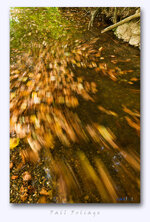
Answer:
[
  {"xmin": 22, "ymin": 171, "xmax": 32, "ymax": 181},
  {"xmin": 125, "ymin": 116, "xmax": 140, "ymax": 133},
  {"xmin": 10, "ymin": 162, "xmax": 13, "ymax": 169},
  {"xmin": 38, "ymin": 196, "xmax": 47, "ymax": 203},
  {"xmin": 98, "ymin": 106, "xmax": 118, "ymax": 117},
  {"xmin": 20, "ymin": 185, "xmax": 28, "ymax": 202},
  {"xmin": 11, "ymin": 175, "xmax": 18, "ymax": 180},
  {"xmin": 10, "ymin": 138, "xmax": 20, "ymax": 149},
  {"xmin": 122, "ymin": 105, "xmax": 140, "ymax": 117},
  {"xmin": 22, "ymin": 77, "xmax": 28, "ymax": 82},
  {"xmin": 39, "ymin": 188, "xmax": 49, "ymax": 196},
  {"xmin": 130, "ymin": 77, "xmax": 138, "ymax": 81}
]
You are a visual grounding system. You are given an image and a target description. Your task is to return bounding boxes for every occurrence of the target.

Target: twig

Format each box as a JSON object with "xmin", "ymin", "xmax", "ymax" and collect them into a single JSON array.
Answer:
[
  {"xmin": 88, "ymin": 8, "xmax": 101, "ymax": 30},
  {"xmin": 101, "ymin": 12, "xmax": 140, "ymax": 33},
  {"xmin": 113, "ymin": 7, "xmax": 117, "ymax": 24}
]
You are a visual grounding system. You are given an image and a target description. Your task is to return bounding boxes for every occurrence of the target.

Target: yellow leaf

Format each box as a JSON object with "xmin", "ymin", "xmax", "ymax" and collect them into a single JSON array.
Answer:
[
  {"xmin": 10, "ymin": 92, "xmax": 16, "ymax": 100},
  {"xmin": 27, "ymin": 81, "xmax": 32, "ymax": 87},
  {"xmin": 28, "ymin": 73, "xmax": 34, "ymax": 78},
  {"xmin": 130, "ymin": 77, "xmax": 138, "ymax": 82},
  {"xmin": 32, "ymin": 92, "xmax": 37, "ymax": 99},
  {"xmin": 98, "ymin": 106, "xmax": 118, "ymax": 117},
  {"xmin": 44, "ymin": 133, "xmax": 54, "ymax": 148},
  {"xmin": 21, "ymin": 101, "xmax": 27, "ymax": 111},
  {"xmin": 97, "ymin": 125, "xmax": 113, "ymax": 141},
  {"xmin": 13, "ymin": 70, "xmax": 20, "ymax": 74},
  {"xmin": 98, "ymin": 47, "xmax": 103, "ymax": 52},
  {"xmin": 22, "ymin": 77, "xmax": 28, "ymax": 82},
  {"xmin": 30, "ymin": 115, "xmax": 36, "ymax": 123},
  {"xmin": 10, "ymin": 138, "xmax": 20, "ymax": 149}
]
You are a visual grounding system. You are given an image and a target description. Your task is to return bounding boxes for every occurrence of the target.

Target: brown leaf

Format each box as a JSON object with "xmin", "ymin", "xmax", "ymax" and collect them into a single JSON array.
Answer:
[
  {"xmin": 122, "ymin": 105, "xmax": 140, "ymax": 117},
  {"xmin": 98, "ymin": 106, "xmax": 118, "ymax": 117},
  {"xmin": 38, "ymin": 196, "xmax": 47, "ymax": 203},
  {"xmin": 22, "ymin": 171, "xmax": 31, "ymax": 181},
  {"xmin": 125, "ymin": 116, "xmax": 140, "ymax": 133},
  {"xmin": 11, "ymin": 175, "xmax": 18, "ymax": 180},
  {"xmin": 39, "ymin": 188, "xmax": 49, "ymax": 196},
  {"xmin": 10, "ymin": 162, "xmax": 13, "ymax": 169}
]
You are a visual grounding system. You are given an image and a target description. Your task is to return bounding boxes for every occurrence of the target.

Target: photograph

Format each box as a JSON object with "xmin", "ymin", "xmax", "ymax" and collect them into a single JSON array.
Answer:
[{"xmin": 9, "ymin": 7, "xmax": 140, "ymax": 204}]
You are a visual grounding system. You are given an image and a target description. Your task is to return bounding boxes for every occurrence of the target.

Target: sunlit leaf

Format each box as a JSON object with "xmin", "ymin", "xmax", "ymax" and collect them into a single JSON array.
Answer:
[{"xmin": 10, "ymin": 138, "xmax": 20, "ymax": 149}]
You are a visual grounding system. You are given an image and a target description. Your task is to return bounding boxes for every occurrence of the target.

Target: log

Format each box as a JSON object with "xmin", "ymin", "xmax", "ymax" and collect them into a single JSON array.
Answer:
[{"xmin": 101, "ymin": 12, "xmax": 140, "ymax": 33}]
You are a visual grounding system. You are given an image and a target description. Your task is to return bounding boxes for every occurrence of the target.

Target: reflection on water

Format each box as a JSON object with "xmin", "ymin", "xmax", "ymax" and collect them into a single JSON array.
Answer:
[{"xmin": 10, "ymin": 7, "xmax": 140, "ymax": 203}]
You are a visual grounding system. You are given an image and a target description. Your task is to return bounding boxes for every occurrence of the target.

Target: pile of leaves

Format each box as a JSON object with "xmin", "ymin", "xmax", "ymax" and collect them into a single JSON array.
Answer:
[{"xmin": 10, "ymin": 7, "xmax": 140, "ymax": 203}]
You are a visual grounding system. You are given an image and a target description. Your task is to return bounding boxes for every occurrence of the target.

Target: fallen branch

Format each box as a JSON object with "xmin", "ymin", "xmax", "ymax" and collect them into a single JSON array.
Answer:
[
  {"xmin": 88, "ymin": 8, "xmax": 101, "ymax": 30},
  {"xmin": 101, "ymin": 12, "xmax": 140, "ymax": 33}
]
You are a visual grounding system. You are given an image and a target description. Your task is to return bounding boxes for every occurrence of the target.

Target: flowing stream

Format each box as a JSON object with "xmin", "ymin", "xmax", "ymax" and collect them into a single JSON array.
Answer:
[{"xmin": 10, "ymin": 8, "xmax": 140, "ymax": 203}]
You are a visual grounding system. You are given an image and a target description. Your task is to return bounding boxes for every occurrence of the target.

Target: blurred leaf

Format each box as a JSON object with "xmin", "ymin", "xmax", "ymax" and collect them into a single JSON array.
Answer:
[{"xmin": 10, "ymin": 138, "xmax": 20, "ymax": 149}]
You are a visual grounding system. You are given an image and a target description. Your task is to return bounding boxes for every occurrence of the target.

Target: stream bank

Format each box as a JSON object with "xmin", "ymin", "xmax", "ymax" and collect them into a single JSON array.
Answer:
[{"xmin": 90, "ymin": 7, "xmax": 140, "ymax": 47}]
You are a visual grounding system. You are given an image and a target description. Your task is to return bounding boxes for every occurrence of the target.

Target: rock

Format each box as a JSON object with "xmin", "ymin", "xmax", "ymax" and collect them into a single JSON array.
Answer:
[
  {"xmin": 116, "ymin": 24, "xmax": 132, "ymax": 42},
  {"xmin": 130, "ymin": 22, "xmax": 140, "ymax": 35},
  {"xmin": 116, "ymin": 23, "xmax": 128, "ymax": 37},
  {"xmin": 115, "ymin": 20, "xmax": 140, "ymax": 47},
  {"xmin": 129, "ymin": 35, "xmax": 140, "ymax": 47}
]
